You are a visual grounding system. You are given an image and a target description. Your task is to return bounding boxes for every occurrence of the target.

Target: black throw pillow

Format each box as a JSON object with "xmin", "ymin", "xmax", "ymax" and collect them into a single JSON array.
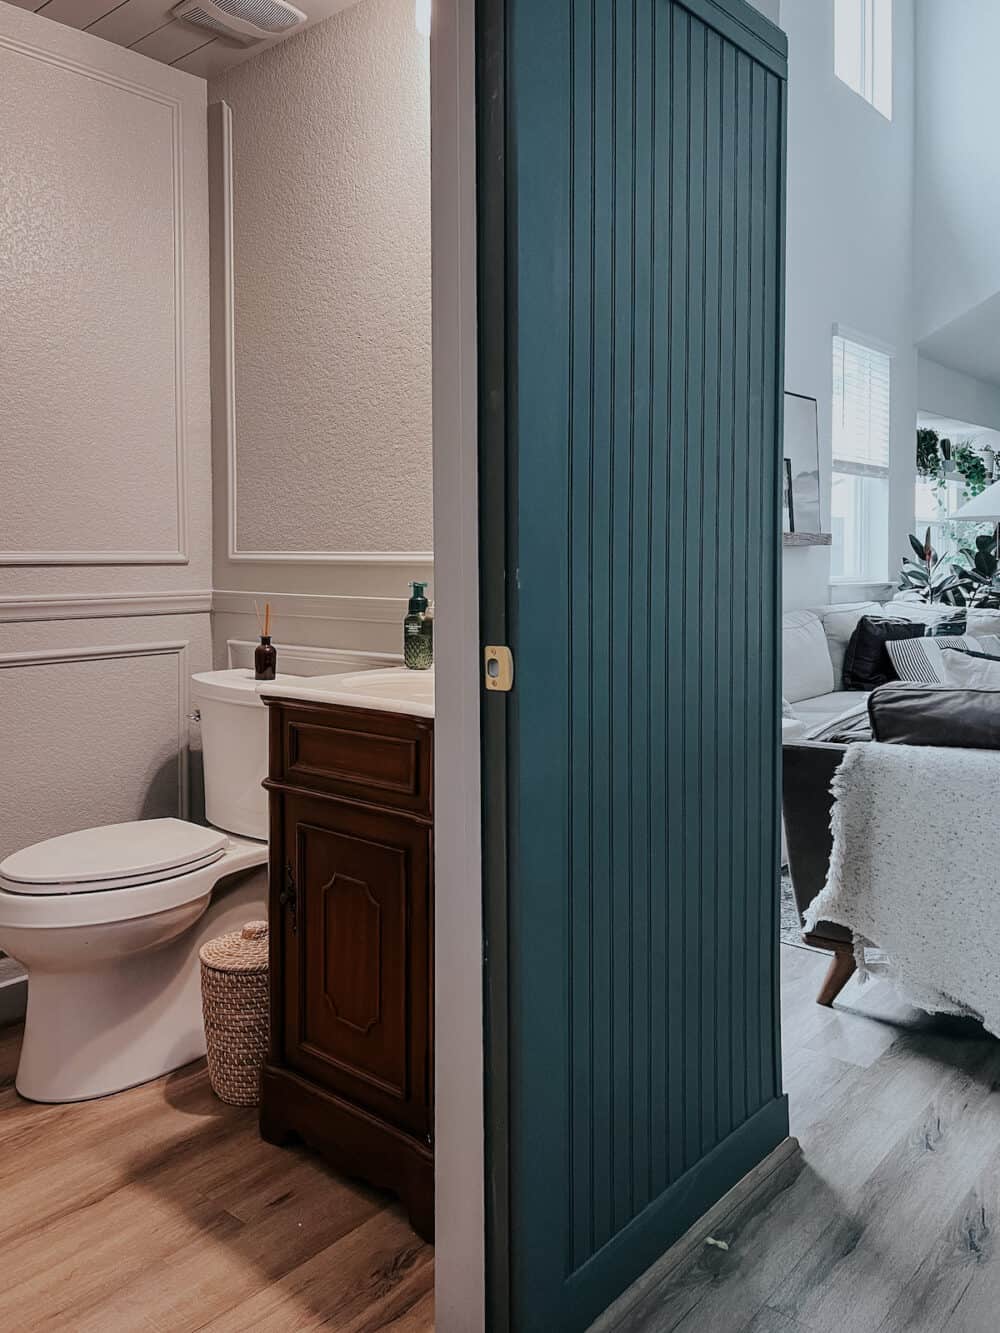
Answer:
[{"xmin": 842, "ymin": 615, "xmax": 929, "ymax": 690}]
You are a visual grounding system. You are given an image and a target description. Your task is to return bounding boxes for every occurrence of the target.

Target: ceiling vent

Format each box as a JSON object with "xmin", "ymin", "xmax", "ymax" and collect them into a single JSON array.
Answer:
[{"xmin": 172, "ymin": 0, "xmax": 307, "ymax": 45}]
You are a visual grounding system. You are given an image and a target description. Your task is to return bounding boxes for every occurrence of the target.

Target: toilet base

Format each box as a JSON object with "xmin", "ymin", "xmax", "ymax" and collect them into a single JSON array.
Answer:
[{"xmin": 13, "ymin": 863, "xmax": 266, "ymax": 1103}]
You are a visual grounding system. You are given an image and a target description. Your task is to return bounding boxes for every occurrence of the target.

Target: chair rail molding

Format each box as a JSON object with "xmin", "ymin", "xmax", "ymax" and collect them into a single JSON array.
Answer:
[
  {"xmin": 225, "ymin": 639, "xmax": 400, "ymax": 676},
  {"xmin": 210, "ymin": 101, "xmax": 432, "ymax": 568},
  {"xmin": 0, "ymin": 28, "xmax": 189, "ymax": 568},
  {"xmin": 0, "ymin": 591, "xmax": 213, "ymax": 624},
  {"xmin": 213, "ymin": 588, "xmax": 409, "ymax": 624},
  {"xmin": 0, "ymin": 640, "xmax": 192, "ymax": 817}
]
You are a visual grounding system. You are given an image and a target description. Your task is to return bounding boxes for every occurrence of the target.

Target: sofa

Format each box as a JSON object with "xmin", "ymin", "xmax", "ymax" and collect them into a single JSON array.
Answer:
[
  {"xmin": 781, "ymin": 598, "xmax": 1000, "ymax": 728},
  {"xmin": 781, "ymin": 598, "xmax": 1000, "ymax": 1005}
]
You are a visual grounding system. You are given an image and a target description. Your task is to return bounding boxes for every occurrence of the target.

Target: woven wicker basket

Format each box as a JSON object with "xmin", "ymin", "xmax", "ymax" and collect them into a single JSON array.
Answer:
[{"xmin": 200, "ymin": 920, "xmax": 269, "ymax": 1106}]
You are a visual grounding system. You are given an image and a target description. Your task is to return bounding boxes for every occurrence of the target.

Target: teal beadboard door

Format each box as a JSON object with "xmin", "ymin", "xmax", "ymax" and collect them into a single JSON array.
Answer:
[{"xmin": 478, "ymin": 0, "xmax": 789, "ymax": 1327}]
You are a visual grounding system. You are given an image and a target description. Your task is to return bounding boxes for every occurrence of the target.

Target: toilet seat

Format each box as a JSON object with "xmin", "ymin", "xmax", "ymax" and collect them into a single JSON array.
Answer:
[
  {"xmin": 0, "ymin": 832, "xmax": 267, "ymax": 930},
  {"xmin": 0, "ymin": 819, "xmax": 227, "ymax": 896}
]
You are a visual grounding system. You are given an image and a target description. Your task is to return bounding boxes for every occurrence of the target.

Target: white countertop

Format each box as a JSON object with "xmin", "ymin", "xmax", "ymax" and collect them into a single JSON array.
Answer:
[{"xmin": 259, "ymin": 667, "xmax": 434, "ymax": 719}]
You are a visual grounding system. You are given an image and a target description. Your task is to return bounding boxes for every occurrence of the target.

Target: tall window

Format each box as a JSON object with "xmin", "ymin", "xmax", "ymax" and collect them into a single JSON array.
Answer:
[
  {"xmin": 834, "ymin": 0, "xmax": 892, "ymax": 119},
  {"xmin": 831, "ymin": 334, "xmax": 891, "ymax": 582}
]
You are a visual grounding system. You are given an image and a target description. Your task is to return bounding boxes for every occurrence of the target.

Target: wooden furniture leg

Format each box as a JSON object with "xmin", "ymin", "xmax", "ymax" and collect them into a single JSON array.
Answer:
[{"xmin": 816, "ymin": 948, "xmax": 857, "ymax": 1007}]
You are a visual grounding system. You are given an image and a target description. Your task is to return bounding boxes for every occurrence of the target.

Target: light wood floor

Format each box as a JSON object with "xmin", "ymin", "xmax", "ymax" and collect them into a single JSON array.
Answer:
[
  {"xmin": 612, "ymin": 942, "xmax": 1000, "ymax": 1333},
  {"xmin": 9, "ymin": 947, "xmax": 999, "ymax": 1333},
  {"xmin": 0, "ymin": 1026, "xmax": 433, "ymax": 1332}
]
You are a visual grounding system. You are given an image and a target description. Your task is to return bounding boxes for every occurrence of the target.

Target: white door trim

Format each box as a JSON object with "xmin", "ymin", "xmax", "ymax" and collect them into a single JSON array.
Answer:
[{"xmin": 430, "ymin": 1, "xmax": 485, "ymax": 1327}]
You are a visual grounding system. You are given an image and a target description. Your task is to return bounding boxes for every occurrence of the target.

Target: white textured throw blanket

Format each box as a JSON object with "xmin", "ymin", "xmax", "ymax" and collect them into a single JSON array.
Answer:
[{"xmin": 804, "ymin": 742, "xmax": 1000, "ymax": 1034}]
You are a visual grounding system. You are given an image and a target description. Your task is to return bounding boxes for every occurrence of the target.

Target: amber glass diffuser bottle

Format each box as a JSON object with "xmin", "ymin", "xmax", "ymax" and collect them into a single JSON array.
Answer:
[{"xmin": 254, "ymin": 602, "xmax": 277, "ymax": 680}]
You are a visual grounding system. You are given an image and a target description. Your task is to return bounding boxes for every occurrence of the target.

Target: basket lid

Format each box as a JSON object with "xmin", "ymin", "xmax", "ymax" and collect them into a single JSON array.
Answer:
[{"xmin": 200, "ymin": 920, "xmax": 269, "ymax": 973}]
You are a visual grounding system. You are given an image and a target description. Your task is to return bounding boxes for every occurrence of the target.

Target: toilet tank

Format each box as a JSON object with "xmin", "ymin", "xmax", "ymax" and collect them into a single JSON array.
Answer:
[{"xmin": 190, "ymin": 669, "xmax": 294, "ymax": 840}]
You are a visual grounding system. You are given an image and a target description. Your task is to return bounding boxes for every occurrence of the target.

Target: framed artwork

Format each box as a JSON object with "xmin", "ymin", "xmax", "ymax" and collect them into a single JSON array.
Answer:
[
  {"xmin": 782, "ymin": 457, "xmax": 794, "ymax": 532},
  {"xmin": 782, "ymin": 392, "xmax": 821, "ymax": 533}
]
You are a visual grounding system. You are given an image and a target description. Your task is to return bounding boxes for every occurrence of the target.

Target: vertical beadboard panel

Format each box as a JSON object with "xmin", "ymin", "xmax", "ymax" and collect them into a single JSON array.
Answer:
[
  {"xmin": 589, "ymin": 0, "xmax": 615, "ymax": 1256},
  {"xmin": 646, "ymin": 0, "xmax": 671, "ymax": 1206},
  {"xmin": 665, "ymin": 0, "xmax": 689, "ymax": 1190},
  {"xmin": 681, "ymin": 11, "xmax": 706, "ymax": 1175},
  {"xmin": 610, "ymin": 0, "xmax": 636, "ymax": 1241},
  {"xmin": 729, "ymin": 46, "xmax": 752, "ymax": 1135},
  {"xmin": 630, "ymin": 0, "xmax": 654, "ymax": 1222},
  {"xmin": 714, "ymin": 33, "xmax": 738, "ymax": 1144},
  {"xmin": 568, "ymin": 0, "xmax": 595, "ymax": 1274},
  {"xmin": 763, "ymin": 69, "xmax": 785, "ymax": 1110},
  {"xmin": 699, "ymin": 24, "xmax": 723, "ymax": 1159},
  {"xmin": 744, "ymin": 54, "xmax": 765, "ymax": 1121},
  {"xmin": 503, "ymin": 0, "xmax": 787, "ymax": 1324}
]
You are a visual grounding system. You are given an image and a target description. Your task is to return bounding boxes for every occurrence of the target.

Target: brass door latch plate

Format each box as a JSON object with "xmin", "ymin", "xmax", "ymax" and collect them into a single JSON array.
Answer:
[{"xmin": 483, "ymin": 644, "xmax": 514, "ymax": 692}]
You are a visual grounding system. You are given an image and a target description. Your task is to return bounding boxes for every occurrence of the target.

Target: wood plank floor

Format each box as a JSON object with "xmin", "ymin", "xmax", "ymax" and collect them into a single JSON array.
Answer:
[
  {"xmin": 610, "ymin": 943, "xmax": 1000, "ymax": 1333},
  {"xmin": 0, "ymin": 1026, "xmax": 433, "ymax": 1332}
]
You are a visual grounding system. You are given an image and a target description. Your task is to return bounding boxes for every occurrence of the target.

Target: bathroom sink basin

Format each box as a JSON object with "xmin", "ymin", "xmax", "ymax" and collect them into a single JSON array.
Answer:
[
  {"xmin": 258, "ymin": 667, "xmax": 434, "ymax": 717},
  {"xmin": 322, "ymin": 668, "xmax": 434, "ymax": 706}
]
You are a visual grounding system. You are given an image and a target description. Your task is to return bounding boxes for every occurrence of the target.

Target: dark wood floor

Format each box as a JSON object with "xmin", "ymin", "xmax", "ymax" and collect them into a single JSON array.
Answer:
[
  {"xmin": 0, "ymin": 1026, "xmax": 433, "ymax": 1332},
  {"xmin": 608, "ymin": 942, "xmax": 1000, "ymax": 1333}
]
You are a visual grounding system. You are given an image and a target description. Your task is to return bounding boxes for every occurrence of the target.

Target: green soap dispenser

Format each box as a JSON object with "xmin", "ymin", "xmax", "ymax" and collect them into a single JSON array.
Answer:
[{"xmin": 404, "ymin": 581, "xmax": 433, "ymax": 670}]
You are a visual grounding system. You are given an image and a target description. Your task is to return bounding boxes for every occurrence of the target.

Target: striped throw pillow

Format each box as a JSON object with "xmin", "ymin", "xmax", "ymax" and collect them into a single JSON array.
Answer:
[{"xmin": 885, "ymin": 635, "xmax": 977, "ymax": 684}]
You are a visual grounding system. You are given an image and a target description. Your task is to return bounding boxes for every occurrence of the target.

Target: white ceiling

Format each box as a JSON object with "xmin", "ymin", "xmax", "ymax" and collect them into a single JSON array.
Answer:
[
  {"xmin": 918, "ymin": 291, "xmax": 1000, "ymax": 391},
  {"xmin": 4, "ymin": 0, "xmax": 357, "ymax": 78}
]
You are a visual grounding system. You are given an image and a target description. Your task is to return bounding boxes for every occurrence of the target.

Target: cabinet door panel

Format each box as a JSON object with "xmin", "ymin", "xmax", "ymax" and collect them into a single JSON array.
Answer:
[{"xmin": 281, "ymin": 794, "xmax": 432, "ymax": 1140}]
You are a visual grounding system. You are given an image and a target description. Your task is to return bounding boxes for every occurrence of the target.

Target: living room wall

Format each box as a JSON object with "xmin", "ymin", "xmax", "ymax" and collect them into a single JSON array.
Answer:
[
  {"xmin": 779, "ymin": 0, "xmax": 916, "ymax": 611},
  {"xmin": 913, "ymin": 0, "xmax": 1000, "ymax": 344},
  {"xmin": 918, "ymin": 357, "xmax": 1000, "ymax": 434}
]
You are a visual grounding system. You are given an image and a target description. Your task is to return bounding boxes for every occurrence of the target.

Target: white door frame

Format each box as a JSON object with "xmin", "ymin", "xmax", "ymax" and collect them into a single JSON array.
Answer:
[{"xmin": 430, "ymin": 1, "xmax": 486, "ymax": 1328}]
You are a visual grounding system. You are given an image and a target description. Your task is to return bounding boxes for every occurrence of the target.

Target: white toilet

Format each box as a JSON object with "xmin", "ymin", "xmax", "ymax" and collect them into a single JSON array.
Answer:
[{"xmin": 0, "ymin": 668, "xmax": 290, "ymax": 1103}]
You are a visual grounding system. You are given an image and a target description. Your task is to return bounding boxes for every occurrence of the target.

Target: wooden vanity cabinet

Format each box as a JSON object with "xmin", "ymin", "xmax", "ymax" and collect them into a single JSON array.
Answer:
[{"xmin": 259, "ymin": 698, "xmax": 434, "ymax": 1241}]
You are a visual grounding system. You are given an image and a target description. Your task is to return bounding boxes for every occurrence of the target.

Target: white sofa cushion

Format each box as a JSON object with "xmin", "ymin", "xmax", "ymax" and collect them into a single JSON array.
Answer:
[
  {"xmin": 782, "ymin": 610, "xmax": 835, "ymax": 703},
  {"xmin": 816, "ymin": 602, "xmax": 882, "ymax": 686},
  {"xmin": 887, "ymin": 597, "xmax": 999, "ymax": 634},
  {"xmin": 792, "ymin": 690, "xmax": 870, "ymax": 725}
]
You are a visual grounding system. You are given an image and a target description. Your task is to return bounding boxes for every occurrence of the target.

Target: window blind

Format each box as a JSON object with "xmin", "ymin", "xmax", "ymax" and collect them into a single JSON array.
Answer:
[{"xmin": 832, "ymin": 334, "xmax": 891, "ymax": 476}]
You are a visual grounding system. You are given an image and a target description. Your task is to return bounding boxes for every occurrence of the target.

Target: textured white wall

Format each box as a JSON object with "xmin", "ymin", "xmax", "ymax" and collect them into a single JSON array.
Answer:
[
  {"xmin": 779, "ymin": 0, "xmax": 916, "ymax": 610},
  {"xmin": 0, "ymin": 4, "xmax": 212, "ymax": 888},
  {"xmin": 4, "ymin": 55, "xmax": 180, "ymax": 560},
  {"xmin": 1, "ymin": 614, "xmax": 212, "ymax": 853},
  {"xmin": 208, "ymin": 0, "xmax": 433, "ymax": 663},
  {"xmin": 0, "ymin": 6, "xmax": 211, "ymax": 600}
]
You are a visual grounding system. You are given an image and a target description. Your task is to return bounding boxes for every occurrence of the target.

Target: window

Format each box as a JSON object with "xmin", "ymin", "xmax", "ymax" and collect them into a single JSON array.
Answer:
[
  {"xmin": 834, "ymin": 0, "xmax": 892, "ymax": 119},
  {"xmin": 831, "ymin": 334, "xmax": 891, "ymax": 582}
]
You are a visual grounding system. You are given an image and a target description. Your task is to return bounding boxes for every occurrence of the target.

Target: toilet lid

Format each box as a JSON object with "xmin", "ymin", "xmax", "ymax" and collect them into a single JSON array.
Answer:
[{"xmin": 0, "ymin": 819, "xmax": 228, "ymax": 895}]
